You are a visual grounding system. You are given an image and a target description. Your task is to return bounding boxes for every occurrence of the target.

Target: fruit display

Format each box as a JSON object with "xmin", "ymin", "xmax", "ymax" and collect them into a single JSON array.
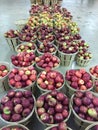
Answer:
[
  {"xmin": 41, "ymin": 5, "xmax": 52, "ymax": 13},
  {"xmin": 35, "ymin": 53, "xmax": 60, "ymax": 70},
  {"xmin": 0, "ymin": 63, "xmax": 10, "ymax": 79},
  {"xmin": 62, "ymin": 7, "xmax": 73, "ymax": 19},
  {"xmin": 11, "ymin": 52, "xmax": 35, "ymax": 67},
  {"xmin": 18, "ymin": 25, "xmax": 37, "ymax": 42},
  {"xmin": 8, "ymin": 67, "xmax": 37, "ymax": 89},
  {"xmin": 77, "ymin": 40, "xmax": 89, "ymax": 52},
  {"xmin": 65, "ymin": 69, "xmax": 93, "ymax": 91},
  {"xmin": 27, "ymin": 16, "xmax": 40, "ymax": 28},
  {"xmin": 0, "ymin": 90, "xmax": 35, "ymax": 123},
  {"xmin": 16, "ymin": 42, "xmax": 36, "ymax": 53},
  {"xmin": 4, "ymin": 30, "xmax": 19, "ymax": 38},
  {"xmin": 45, "ymin": 122, "xmax": 72, "ymax": 130},
  {"xmin": 1, "ymin": 124, "xmax": 29, "ymax": 130},
  {"xmin": 37, "ymin": 25, "xmax": 55, "ymax": 43},
  {"xmin": 58, "ymin": 42, "xmax": 78, "ymax": 54},
  {"xmin": 1, "ymin": 2, "xmax": 95, "ymax": 130},
  {"xmin": 36, "ymin": 90, "xmax": 70, "ymax": 125},
  {"xmin": 71, "ymin": 91, "xmax": 98, "ymax": 122},
  {"xmin": 89, "ymin": 65, "xmax": 98, "ymax": 79},
  {"xmin": 76, "ymin": 51, "xmax": 92, "ymax": 60},
  {"xmin": 37, "ymin": 43, "xmax": 57, "ymax": 55},
  {"xmin": 40, "ymin": 12, "xmax": 53, "ymax": 27},
  {"xmin": 68, "ymin": 21, "xmax": 80, "ymax": 35},
  {"xmin": 29, "ymin": 4, "xmax": 41, "ymax": 15},
  {"xmin": 53, "ymin": 13, "xmax": 67, "ymax": 29},
  {"xmin": 37, "ymin": 70, "xmax": 64, "ymax": 91}
]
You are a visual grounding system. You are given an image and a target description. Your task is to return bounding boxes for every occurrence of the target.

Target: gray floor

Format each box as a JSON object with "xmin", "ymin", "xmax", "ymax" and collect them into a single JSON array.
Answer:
[{"xmin": 0, "ymin": 0, "xmax": 98, "ymax": 129}]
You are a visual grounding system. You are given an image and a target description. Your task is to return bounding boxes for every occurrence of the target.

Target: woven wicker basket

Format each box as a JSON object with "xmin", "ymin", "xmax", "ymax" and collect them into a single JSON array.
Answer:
[
  {"xmin": 37, "ymin": 70, "xmax": 65, "ymax": 93},
  {"xmin": 15, "ymin": 19, "xmax": 28, "ymax": 31},
  {"xmin": 0, "ymin": 89, "xmax": 35, "ymax": 125},
  {"xmin": 15, "ymin": 42, "xmax": 37, "ymax": 54},
  {"xmin": 36, "ymin": 44, "xmax": 57, "ymax": 56},
  {"xmin": 5, "ymin": 37, "xmax": 19, "ymax": 51},
  {"xmin": 70, "ymin": 93, "xmax": 98, "ymax": 130},
  {"xmin": 50, "ymin": 0, "xmax": 58, "ymax": 6},
  {"xmin": 76, "ymin": 56, "xmax": 92, "ymax": 67},
  {"xmin": 35, "ymin": 91, "xmax": 71, "ymax": 126},
  {"xmin": 0, "ymin": 62, "xmax": 11, "ymax": 91},
  {"xmin": 85, "ymin": 123, "xmax": 98, "ymax": 130},
  {"xmin": 57, "ymin": 49, "xmax": 78, "ymax": 66},
  {"xmin": 35, "ymin": 56, "xmax": 60, "ymax": 73},
  {"xmin": 65, "ymin": 79, "xmax": 93, "ymax": 98},
  {"xmin": 43, "ymin": 0, "xmax": 50, "ymax": 6}
]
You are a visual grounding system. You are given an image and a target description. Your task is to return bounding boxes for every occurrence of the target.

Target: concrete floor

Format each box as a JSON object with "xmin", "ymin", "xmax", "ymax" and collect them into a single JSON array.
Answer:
[{"xmin": 0, "ymin": 0, "xmax": 98, "ymax": 129}]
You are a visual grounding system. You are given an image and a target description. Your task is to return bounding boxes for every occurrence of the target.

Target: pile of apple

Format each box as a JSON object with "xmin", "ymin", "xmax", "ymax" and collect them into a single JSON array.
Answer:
[
  {"xmin": 36, "ymin": 90, "xmax": 70, "ymax": 124},
  {"xmin": 53, "ymin": 13, "xmax": 67, "ymax": 29},
  {"xmin": 18, "ymin": 25, "xmax": 37, "ymax": 42},
  {"xmin": 27, "ymin": 16, "xmax": 40, "ymax": 28},
  {"xmin": 65, "ymin": 69, "xmax": 93, "ymax": 90},
  {"xmin": 41, "ymin": 5, "xmax": 52, "ymax": 13},
  {"xmin": 76, "ymin": 51, "xmax": 92, "ymax": 60},
  {"xmin": 35, "ymin": 53, "xmax": 60, "ymax": 70},
  {"xmin": 55, "ymin": 30, "xmax": 81, "ymax": 43},
  {"xmin": 0, "ymin": 64, "xmax": 9, "ymax": 79},
  {"xmin": 8, "ymin": 67, "xmax": 37, "ymax": 88},
  {"xmin": 37, "ymin": 70, "xmax": 64, "ymax": 91},
  {"xmin": 0, "ymin": 90, "xmax": 35, "ymax": 122},
  {"xmin": 16, "ymin": 42, "xmax": 36, "ymax": 53},
  {"xmin": 77, "ymin": 40, "xmax": 89, "ymax": 52},
  {"xmin": 68, "ymin": 21, "xmax": 80, "ymax": 35},
  {"xmin": 52, "ymin": 4, "xmax": 62, "ymax": 13},
  {"xmin": 37, "ymin": 43, "xmax": 56, "ymax": 54},
  {"xmin": 40, "ymin": 12, "xmax": 53, "ymax": 27},
  {"xmin": 58, "ymin": 42, "xmax": 78, "ymax": 54},
  {"xmin": 72, "ymin": 91, "xmax": 98, "ymax": 122},
  {"xmin": 11, "ymin": 52, "xmax": 35, "ymax": 67},
  {"xmin": 89, "ymin": 65, "xmax": 98, "ymax": 79},
  {"xmin": 46, "ymin": 122, "xmax": 70, "ymax": 130},
  {"xmin": 62, "ymin": 7, "xmax": 72, "ymax": 19},
  {"xmin": 4, "ymin": 30, "xmax": 19, "ymax": 38},
  {"xmin": 29, "ymin": 4, "xmax": 41, "ymax": 15}
]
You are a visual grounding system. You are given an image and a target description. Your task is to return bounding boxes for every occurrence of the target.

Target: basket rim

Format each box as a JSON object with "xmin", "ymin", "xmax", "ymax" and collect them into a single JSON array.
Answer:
[
  {"xmin": 45, "ymin": 124, "xmax": 72, "ymax": 130},
  {"xmin": 35, "ymin": 55, "xmax": 60, "ymax": 71},
  {"xmin": 58, "ymin": 48, "xmax": 78, "ymax": 56},
  {"xmin": 1, "ymin": 123, "xmax": 29, "ymax": 130},
  {"xmin": 35, "ymin": 91, "xmax": 71, "ymax": 126},
  {"xmin": 36, "ymin": 44, "xmax": 57, "ymax": 55},
  {"xmin": 15, "ymin": 42, "xmax": 37, "ymax": 53},
  {"xmin": 85, "ymin": 122, "xmax": 98, "ymax": 130},
  {"xmin": 37, "ymin": 39, "xmax": 55, "ymax": 45},
  {"xmin": 65, "ymin": 69, "xmax": 94, "ymax": 92},
  {"xmin": 76, "ymin": 55, "xmax": 92, "ymax": 61},
  {"xmin": 89, "ymin": 68, "xmax": 98, "ymax": 80},
  {"xmin": 70, "ymin": 92, "xmax": 98, "ymax": 124},
  {"xmin": 36, "ymin": 70, "xmax": 65, "ymax": 92},
  {"xmin": 0, "ymin": 89, "xmax": 36, "ymax": 124},
  {"xmin": 0, "ymin": 62, "xmax": 11, "ymax": 81}
]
